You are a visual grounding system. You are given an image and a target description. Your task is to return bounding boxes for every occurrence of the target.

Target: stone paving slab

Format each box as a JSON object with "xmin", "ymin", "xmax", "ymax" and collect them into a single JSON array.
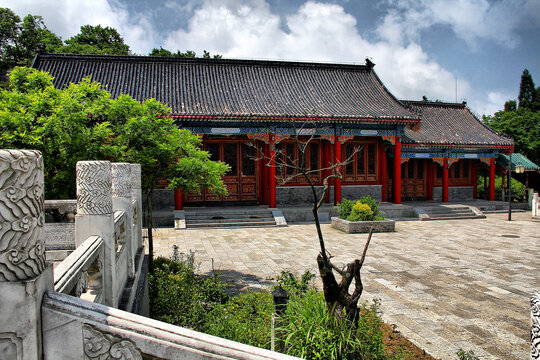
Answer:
[{"xmin": 153, "ymin": 212, "xmax": 539, "ymax": 360}]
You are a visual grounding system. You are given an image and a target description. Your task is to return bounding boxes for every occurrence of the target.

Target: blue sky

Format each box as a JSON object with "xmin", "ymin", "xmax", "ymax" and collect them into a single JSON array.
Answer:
[{"xmin": 5, "ymin": 0, "xmax": 540, "ymax": 116}]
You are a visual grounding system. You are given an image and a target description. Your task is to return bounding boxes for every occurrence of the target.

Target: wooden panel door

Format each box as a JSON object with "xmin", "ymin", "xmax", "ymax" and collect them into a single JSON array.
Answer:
[
  {"xmin": 186, "ymin": 140, "xmax": 258, "ymax": 203},
  {"xmin": 240, "ymin": 143, "xmax": 257, "ymax": 200},
  {"xmin": 223, "ymin": 143, "xmax": 240, "ymax": 201},
  {"xmin": 401, "ymin": 159, "xmax": 427, "ymax": 199}
]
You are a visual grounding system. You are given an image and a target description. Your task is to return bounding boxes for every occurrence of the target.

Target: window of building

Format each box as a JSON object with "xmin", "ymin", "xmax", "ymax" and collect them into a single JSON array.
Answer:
[
  {"xmin": 434, "ymin": 160, "xmax": 471, "ymax": 186},
  {"xmin": 343, "ymin": 141, "xmax": 378, "ymax": 182},
  {"xmin": 276, "ymin": 141, "xmax": 321, "ymax": 183}
]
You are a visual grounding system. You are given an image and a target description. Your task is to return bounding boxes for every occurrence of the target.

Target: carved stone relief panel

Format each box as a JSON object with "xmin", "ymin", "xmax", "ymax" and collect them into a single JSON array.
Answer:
[
  {"xmin": 76, "ymin": 161, "xmax": 112, "ymax": 216},
  {"xmin": 0, "ymin": 149, "xmax": 46, "ymax": 281},
  {"xmin": 111, "ymin": 163, "xmax": 131, "ymax": 198},
  {"xmin": 0, "ymin": 332, "xmax": 23, "ymax": 360},
  {"xmin": 130, "ymin": 164, "xmax": 141, "ymax": 190},
  {"xmin": 82, "ymin": 324, "xmax": 142, "ymax": 360}
]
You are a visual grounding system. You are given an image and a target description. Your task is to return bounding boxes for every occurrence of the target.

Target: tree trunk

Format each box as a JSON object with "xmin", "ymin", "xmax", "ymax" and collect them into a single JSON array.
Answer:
[
  {"xmin": 310, "ymin": 181, "xmax": 370, "ymax": 327},
  {"xmin": 146, "ymin": 189, "xmax": 154, "ymax": 270}
]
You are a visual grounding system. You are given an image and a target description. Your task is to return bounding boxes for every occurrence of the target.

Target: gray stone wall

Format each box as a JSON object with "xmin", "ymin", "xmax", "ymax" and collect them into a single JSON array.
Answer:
[
  {"xmin": 277, "ymin": 184, "xmax": 381, "ymax": 206},
  {"xmin": 143, "ymin": 188, "xmax": 175, "ymax": 227},
  {"xmin": 341, "ymin": 185, "xmax": 382, "ymax": 201},
  {"xmin": 433, "ymin": 186, "xmax": 474, "ymax": 201}
]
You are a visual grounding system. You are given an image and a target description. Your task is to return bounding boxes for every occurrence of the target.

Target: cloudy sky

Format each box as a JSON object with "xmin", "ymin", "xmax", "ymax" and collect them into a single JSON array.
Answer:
[{"xmin": 5, "ymin": 0, "xmax": 540, "ymax": 116}]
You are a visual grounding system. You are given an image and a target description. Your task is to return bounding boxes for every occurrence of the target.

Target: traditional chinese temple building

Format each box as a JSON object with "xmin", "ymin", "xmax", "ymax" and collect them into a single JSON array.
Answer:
[{"xmin": 33, "ymin": 53, "xmax": 513, "ymax": 209}]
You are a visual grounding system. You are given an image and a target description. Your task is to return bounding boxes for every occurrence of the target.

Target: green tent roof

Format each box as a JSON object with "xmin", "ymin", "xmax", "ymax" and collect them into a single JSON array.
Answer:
[{"xmin": 497, "ymin": 153, "xmax": 540, "ymax": 171}]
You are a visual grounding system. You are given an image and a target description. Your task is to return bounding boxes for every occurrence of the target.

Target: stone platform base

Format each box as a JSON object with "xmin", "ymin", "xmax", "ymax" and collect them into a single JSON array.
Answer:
[{"xmin": 331, "ymin": 217, "xmax": 396, "ymax": 233}]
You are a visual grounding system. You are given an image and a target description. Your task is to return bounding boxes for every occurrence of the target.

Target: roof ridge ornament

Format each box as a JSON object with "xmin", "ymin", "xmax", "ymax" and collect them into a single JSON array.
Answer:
[{"xmin": 365, "ymin": 58, "xmax": 375, "ymax": 69}]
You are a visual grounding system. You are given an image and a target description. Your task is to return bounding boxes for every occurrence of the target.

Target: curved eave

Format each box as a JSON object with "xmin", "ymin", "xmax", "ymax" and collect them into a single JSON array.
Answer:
[
  {"xmin": 402, "ymin": 142, "xmax": 514, "ymax": 150},
  {"xmin": 164, "ymin": 114, "xmax": 421, "ymax": 125}
]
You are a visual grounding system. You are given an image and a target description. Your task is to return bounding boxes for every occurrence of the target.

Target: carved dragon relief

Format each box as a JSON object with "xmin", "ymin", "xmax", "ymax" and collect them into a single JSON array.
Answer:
[
  {"xmin": 0, "ymin": 149, "xmax": 46, "ymax": 281},
  {"xmin": 83, "ymin": 324, "xmax": 143, "ymax": 360}
]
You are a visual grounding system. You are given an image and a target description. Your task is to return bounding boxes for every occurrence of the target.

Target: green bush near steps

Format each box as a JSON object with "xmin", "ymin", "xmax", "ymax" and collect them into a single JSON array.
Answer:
[{"xmin": 337, "ymin": 196, "xmax": 386, "ymax": 222}]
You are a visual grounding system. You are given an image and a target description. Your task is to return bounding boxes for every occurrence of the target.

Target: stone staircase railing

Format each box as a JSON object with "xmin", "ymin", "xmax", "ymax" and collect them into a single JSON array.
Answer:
[
  {"xmin": 42, "ymin": 291, "xmax": 300, "ymax": 360},
  {"xmin": 0, "ymin": 149, "xmax": 300, "ymax": 360}
]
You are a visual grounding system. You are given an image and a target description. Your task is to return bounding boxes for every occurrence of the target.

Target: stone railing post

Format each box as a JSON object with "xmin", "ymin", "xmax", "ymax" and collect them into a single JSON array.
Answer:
[
  {"xmin": 532, "ymin": 292, "xmax": 540, "ymax": 359},
  {"xmin": 0, "ymin": 149, "xmax": 53, "ymax": 360},
  {"xmin": 131, "ymin": 163, "xmax": 143, "ymax": 250},
  {"xmin": 75, "ymin": 161, "xmax": 117, "ymax": 307},
  {"xmin": 112, "ymin": 162, "xmax": 134, "ymax": 277}
]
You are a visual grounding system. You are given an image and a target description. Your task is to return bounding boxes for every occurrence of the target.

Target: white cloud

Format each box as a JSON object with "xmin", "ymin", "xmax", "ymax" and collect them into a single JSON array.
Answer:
[
  {"xmin": 3, "ymin": 0, "xmax": 157, "ymax": 54},
  {"xmin": 469, "ymin": 91, "xmax": 514, "ymax": 117},
  {"xmin": 378, "ymin": 0, "xmax": 540, "ymax": 49},
  {"xmin": 164, "ymin": 0, "xmax": 469, "ymax": 102}
]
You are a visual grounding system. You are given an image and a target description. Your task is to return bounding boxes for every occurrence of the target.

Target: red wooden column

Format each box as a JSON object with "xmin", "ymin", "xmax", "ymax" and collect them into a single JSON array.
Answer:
[
  {"xmin": 392, "ymin": 137, "xmax": 402, "ymax": 204},
  {"xmin": 334, "ymin": 137, "xmax": 342, "ymax": 205},
  {"xmin": 269, "ymin": 136, "xmax": 277, "ymax": 208},
  {"xmin": 442, "ymin": 159, "xmax": 449, "ymax": 202},
  {"xmin": 427, "ymin": 162, "xmax": 433, "ymax": 200},
  {"xmin": 324, "ymin": 141, "xmax": 332, "ymax": 203},
  {"xmin": 472, "ymin": 161, "xmax": 477, "ymax": 199},
  {"xmin": 380, "ymin": 143, "xmax": 387, "ymax": 202},
  {"xmin": 174, "ymin": 189, "xmax": 183, "ymax": 210},
  {"xmin": 489, "ymin": 158, "xmax": 495, "ymax": 201},
  {"xmin": 262, "ymin": 143, "xmax": 269, "ymax": 205}
]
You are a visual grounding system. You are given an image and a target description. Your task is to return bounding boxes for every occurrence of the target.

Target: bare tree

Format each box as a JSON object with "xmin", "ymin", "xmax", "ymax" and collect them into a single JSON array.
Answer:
[{"xmin": 255, "ymin": 122, "xmax": 374, "ymax": 325}]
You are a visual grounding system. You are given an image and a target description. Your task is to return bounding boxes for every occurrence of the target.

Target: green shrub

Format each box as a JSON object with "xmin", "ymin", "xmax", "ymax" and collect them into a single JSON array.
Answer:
[
  {"xmin": 347, "ymin": 202, "xmax": 374, "ymax": 222},
  {"xmin": 456, "ymin": 348, "xmax": 480, "ymax": 360},
  {"xmin": 279, "ymin": 291, "xmax": 388, "ymax": 360},
  {"xmin": 149, "ymin": 252, "xmax": 228, "ymax": 330},
  {"xmin": 359, "ymin": 195, "xmax": 378, "ymax": 214},
  {"xmin": 204, "ymin": 291, "xmax": 273, "ymax": 349},
  {"xmin": 338, "ymin": 196, "xmax": 385, "ymax": 221},
  {"xmin": 274, "ymin": 270, "xmax": 315, "ymax": 296},
  {"xmin": 337, "ymin": 198, "xmax": 355, "ymax": 219}
]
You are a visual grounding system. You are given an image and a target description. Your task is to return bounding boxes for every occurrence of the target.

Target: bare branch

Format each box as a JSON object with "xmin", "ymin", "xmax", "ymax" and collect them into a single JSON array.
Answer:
[{"xmin": 359, "ymin": 226, "xmax": 374, "ymax": 267}]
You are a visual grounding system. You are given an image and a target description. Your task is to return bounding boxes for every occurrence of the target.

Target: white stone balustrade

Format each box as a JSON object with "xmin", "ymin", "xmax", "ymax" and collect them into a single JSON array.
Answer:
[
  {"xmin": 533, "ymin": 292, "xmax": 540, "ymax": 359},
  {"xmin": 533, "ymin": 192, "xmax": 539, "ymax": 218},
  {"xmin": 42, "ymin": 291, "xmax": 301, "ymax": 360},
  {"xmin": 0, "ymin": 149, "xmax": 53, "ymax": 360},
  {"xmin": 112, "ymin": 162, "xmax": 135, "ymax": 278},
  {"xmin": 1, "ymin": 150, "xmax": 297, "ymax": 359},
  {"xmin": 75, "ymin": 160, "xmax": 118, "ymax": 307},
  {"xmin": 53, "ymin": 235, "xmax": 104, "ymax": 303}
]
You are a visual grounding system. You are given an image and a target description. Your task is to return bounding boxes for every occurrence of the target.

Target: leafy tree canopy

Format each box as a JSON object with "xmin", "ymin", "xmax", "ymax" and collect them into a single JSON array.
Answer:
[
  {"xmin": 518, "ymin": 69, "xmax": 536, "ymax": 110},
  {"xmin": 0, "ymin": 67, "xmax": 229, "ymax": 200},
  {"xmin": 149, "ymin": 46, "xmax": 222, "ymax": 59},
  {"xmin": 59, "ymin": 24, "xmax": 130, "ymax": 55},
  {"xmin": 0, "ymin": 8, "xmax": 62, "ymax": 70},
  {"xmin": 485, "ymin": 68, "xmax": 540, "ymax": 165}
]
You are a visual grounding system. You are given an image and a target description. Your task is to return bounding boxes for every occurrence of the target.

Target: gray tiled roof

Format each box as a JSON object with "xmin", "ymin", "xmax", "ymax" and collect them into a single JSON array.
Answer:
[
  {"xmin": 402, "ymin": 101, "xmax": 513, "ymax": 148},
  {"xmin": 33, "ymin": 53, "xmax": 419, "ymax": 123}
]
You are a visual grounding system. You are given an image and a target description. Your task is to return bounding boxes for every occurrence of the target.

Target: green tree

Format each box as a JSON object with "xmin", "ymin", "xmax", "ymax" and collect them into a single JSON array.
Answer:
[
  {"xmin": 59, "ymin": 24, "xmax": 130, "ymax": 55},
  {"xmin": 485, "ymin": 108, "xmax": 540, "ymax": 165},
  {"xmin": 0, "ymin": 67, "xmax": 229, "ymax": 258},
  {"xmin": 0, "ymin": 8, "xmax": 62, "ymax": 71},
  {"xmin": 504, "ymin": 100, "xmax": 516, "ymax": 112},
  {"xmin": 485, "ymin": 68, "xmax": 540, "ymax": 165},
  {"xmin": 149, "ymin": 47, "xmax": 222, "ymax": 59},
  {"xmin": 518, "ymin": 69, "xmax": 536, "ymax": 110}
]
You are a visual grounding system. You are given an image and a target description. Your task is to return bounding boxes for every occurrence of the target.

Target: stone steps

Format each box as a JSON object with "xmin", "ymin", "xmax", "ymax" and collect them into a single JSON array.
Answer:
[
  {"xmin": 179, "ymin": 207, "xmax": 287, "ymax": 229},
  {"xmin": 422, "ymin": 206, "xmax": 485, "ymax": 220}
]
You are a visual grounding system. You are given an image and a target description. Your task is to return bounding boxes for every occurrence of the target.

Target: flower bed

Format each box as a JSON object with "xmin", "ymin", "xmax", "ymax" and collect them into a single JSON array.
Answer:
[{"xmin": 331, "ymin": 216, "xmax": 395, "ymax": 233}]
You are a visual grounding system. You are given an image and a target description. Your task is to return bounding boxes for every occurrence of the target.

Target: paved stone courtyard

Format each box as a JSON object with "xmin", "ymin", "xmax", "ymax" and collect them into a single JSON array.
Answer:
[{"xmin": 153, "ymin": 212, "xmax": 539, "ymax": 359}]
